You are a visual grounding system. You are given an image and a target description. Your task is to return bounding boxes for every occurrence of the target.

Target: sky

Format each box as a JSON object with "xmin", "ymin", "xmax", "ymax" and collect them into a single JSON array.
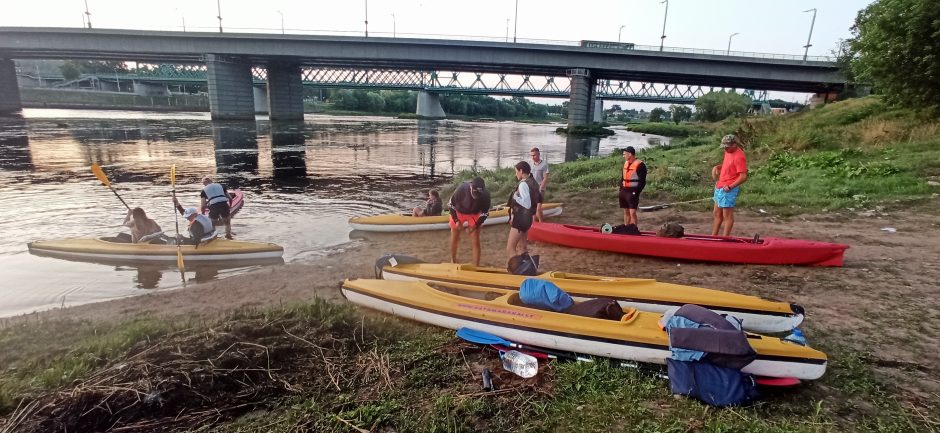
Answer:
[{"xmin": 2, "ymin": 0, "xmax": 875, "ymax": 107}]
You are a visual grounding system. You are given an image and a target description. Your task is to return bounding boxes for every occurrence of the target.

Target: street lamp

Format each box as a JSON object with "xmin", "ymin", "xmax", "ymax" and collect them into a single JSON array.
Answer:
[
  {"xmin": 175, "ymin": 8, "xmax": 186, "ymax": 32},
  {"xmin": 391, "ymin": 13, "xmax": 396, "ymax": 37},
  {"xmin": 802, "ymin": 8, "xmax": 817, "ymax": 61},
  {"xmin": 659, "ymin": 0, "xmax": 668, "ymax": 51},
  {"xmin": 513, "ymin": 0, "xmax": 519, "ymax": 43},
  {"xmin": 277, "ymin": 10, "xmax": 284, "ymax": 34},
  {"xmin": 618, "ymin": 25, "xmax": 626, "ymax": 43},
  {"xmin": 216, "ymin": 0, "xmax": 223, "ymax": 33},
  {"xmin": 505, "ymin": 18, "xmax": 510, "ymax": 42},
  {"xmin": 364, "ymin": 0, "xmax": 369, "ymax": 37},
  {"xmin": 84, "ymin": 0, "xmax": 92, "ymax": 29},
  {"xmin": 726, "ymin": 32, "xmax": 739, "ymax": 55}
]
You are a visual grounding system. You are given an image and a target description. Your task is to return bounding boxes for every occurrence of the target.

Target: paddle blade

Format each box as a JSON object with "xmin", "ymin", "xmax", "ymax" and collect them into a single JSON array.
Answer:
[
  {"xmin": 456, "ymin": 328, "xmax": 511, "ymax": 347},
  {"xmin": 170, "ymin": 164, "xmax": 177, "ymax": 187},
  {"xmin": 91, "ymin": 164, "xmax": 111, "ymax": 187},
  {"xmin": 176, "ymin": 250, "xmax": 185, "ymax": 272}
]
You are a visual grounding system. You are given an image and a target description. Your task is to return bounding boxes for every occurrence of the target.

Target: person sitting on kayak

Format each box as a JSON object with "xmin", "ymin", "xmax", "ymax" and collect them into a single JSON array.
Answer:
[
  {"xmin": 507, "ymin": 161, "xmax": 541, "ymax": 259},
  {"xmin": 448, "ymin": 177, "xmax": 491, "ymax": 266},
  {"xmin": 173, "ymin": 194, "xmax": 218, "ymax": 245},
  {"xmin": 412, "ymin": 189, "xmax": 443, "ymax": 217},
  {"xmin": 200, "ymin": 176, "xmax": 233, "ymax": 240},
  {"xmin": 122, "ymin": 207, "xmax": 164, "ymax": 243}
]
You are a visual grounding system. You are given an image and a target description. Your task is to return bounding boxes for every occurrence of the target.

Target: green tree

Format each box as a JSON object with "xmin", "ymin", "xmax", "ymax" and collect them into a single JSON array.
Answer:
[
  {"xmin": 59, "ymin": 62, "xmax": 80, "ymax": 81},
  {"xmin": 694, "ymin": 91, "xmax": 751, "ymax": 122},
  {"xmin": 669, "ymin": 105, "xmax": 693, "ymax": 124},
  {"xmin": 649, "ymin": 107, "xmax": 666, "ymax": 122},
  {"xmin": 849, "ymin": 0, "xmax": 940, "ymax": 113}
]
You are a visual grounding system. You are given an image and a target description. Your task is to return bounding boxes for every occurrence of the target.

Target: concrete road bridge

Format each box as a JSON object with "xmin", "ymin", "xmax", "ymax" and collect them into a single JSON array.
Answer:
[{"xmin": 0, "ymin": 27, "xmax": 844, "ymax": 123}]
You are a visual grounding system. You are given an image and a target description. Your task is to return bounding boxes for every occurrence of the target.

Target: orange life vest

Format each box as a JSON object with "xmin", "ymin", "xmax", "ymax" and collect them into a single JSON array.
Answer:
[{"xmin": 622, "ymin": 159, "xmax": 643, "ymax": 188}]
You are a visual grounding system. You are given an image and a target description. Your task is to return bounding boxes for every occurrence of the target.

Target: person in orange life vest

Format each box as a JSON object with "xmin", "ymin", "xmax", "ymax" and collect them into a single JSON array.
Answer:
[
  {"xmin": 199, "ymin": 176, "xmax": 233, "ymax": 240},
  {"xmin": 448, "ymin": 177, "xmax": 491, "ymax": 266},
  {"xmin": 507, "ymin": 161, "xmax": 541, "ymax": 259},
  {"xmin": 619, "ymin": 146, "xmax": 647, "ymax": 226},
  {"xmin": 711, "ymin": 134, "xmax": 748, "ymax": 236},
  {"xmin": 172, "ymin": 192, "xmax": 218, "ymax": 245}
]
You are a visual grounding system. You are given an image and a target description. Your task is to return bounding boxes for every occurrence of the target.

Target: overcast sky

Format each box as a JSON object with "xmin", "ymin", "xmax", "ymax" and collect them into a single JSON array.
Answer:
[{"xmin": 3, "ymin": 0, "xmax": 874, "ymax": 106}]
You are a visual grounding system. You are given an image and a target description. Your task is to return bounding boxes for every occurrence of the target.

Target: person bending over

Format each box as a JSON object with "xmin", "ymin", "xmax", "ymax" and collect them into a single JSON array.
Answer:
[{"xmin": 448, "ymin": 177, "xmax": 491, "ymax": 266}]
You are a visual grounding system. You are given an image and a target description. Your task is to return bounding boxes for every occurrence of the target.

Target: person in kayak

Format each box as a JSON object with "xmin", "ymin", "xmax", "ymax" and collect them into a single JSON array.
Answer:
[
  {"xmin": 122, "ymin": 207, "xmax": 164, "ymax": 243},
  {"xmin": 529, "ymin": 147, "xmax": 550, "ymax": 222},
  {"xmin": 173, "ymin": 193, "xmax": 218, "ymax": 245},
  {"xmin": 448, "ymin": 177, "xmax": 491, "ymax": 266},
  {"xmin": 507, "ymin": 161, "xmax": 541, "ymax": 258},
  {"xmin": 711, "ymin": 134, "xmax": 748, "ymax": 236},
  {"xmin": 619, "ymin": 146, "xmax": 647, "ymax": 227},
  {"xmin": 200, "ymin": 176, "xmax": 233, "ymax": 240},
  {"xmin": 412, "ymin": 189, "xmax": 443, "ymax": 217}
]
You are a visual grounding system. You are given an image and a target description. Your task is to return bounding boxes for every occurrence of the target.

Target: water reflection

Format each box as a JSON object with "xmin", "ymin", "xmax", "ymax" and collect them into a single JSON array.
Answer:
[
  {"xmin": 0, "ymin": 116, "xmax": 31, "ymax": 171},
  {"xmin": 416, "ymin": 119, "xmax": 438, "ymax": 177},
  {"xmin": 564, "ymin": 135, "xmax": 601, "ymax": 161},
  {"xmin": 212, "ymin": 121, "xmax": 258, "ymax": 188},
  {"xmin": 270, "ymin": 121, "xmax": 308, "ymax": 188}
]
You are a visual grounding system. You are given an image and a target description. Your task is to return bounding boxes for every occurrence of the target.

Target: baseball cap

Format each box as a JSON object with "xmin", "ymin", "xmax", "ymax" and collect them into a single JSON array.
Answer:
[
  {"xmin": 623, "ymin": 146, "xmax": 636, "ymax": 155},
  {"xmin": 182, "ymin": 208, "xmax": 198, "ymax": 219}
]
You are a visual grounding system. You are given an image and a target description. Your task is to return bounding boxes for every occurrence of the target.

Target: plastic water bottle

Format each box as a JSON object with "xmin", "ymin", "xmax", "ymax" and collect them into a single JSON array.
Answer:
[
  {"xmin": 784, "ymin": 328, "xmax": 807, "ymax": 346},
  {"xmin": 501, "ymin": 350, "xmax": 538, "ymax": 378}
]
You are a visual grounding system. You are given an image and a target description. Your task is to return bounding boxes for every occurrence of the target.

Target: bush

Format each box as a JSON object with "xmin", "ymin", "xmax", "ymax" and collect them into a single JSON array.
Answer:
[{"xmin": 695, "ymin": 91, "xmax": 752, "ymax": 122}]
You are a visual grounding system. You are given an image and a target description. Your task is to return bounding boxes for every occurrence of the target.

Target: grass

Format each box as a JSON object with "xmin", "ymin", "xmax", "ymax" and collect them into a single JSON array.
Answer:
[{"xmin": 627, "ymin": 121, "xmax": 709, "ymax": 137}]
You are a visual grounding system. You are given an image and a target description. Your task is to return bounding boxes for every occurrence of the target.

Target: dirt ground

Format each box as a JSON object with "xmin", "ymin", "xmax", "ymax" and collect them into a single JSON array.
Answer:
[{"xmin": 10, "ymin": 206, "xmax": 940, "ymax": 403}]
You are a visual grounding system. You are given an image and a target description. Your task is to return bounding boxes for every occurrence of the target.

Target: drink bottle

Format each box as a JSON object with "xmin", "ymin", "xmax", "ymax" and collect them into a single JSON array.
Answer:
[{"xmin": 501, "ymin": 350, "xmax": 538, "ymax": 378}]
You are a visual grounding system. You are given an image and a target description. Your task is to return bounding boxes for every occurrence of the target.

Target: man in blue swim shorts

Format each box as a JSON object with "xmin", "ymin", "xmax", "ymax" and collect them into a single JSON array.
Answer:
[{"xmin": 711, "ymin": 134, "xmax": 748, "ymax": 236}]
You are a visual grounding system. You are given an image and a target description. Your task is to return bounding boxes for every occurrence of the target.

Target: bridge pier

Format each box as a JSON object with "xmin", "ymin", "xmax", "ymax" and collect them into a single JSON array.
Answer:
[
  {"xmin": 416, "ymin": 90, "xmax": 446, "ymax": 119},
  {"xmin": 205, "ymin": 54, "xmax": 256, "ymax": 120},
  {"xmin": 253, "ymin": 86, "xmax": 269, "ymax": 114},
  {"xmin": 566, "ymin": 68, "xmax": 596, "ymax": 127},
  {"xmin": 593, "ymin": 99, "xmax": 604, "ymax": 122},
  {"xmin": 0, "ymin": 59, "xmax": 23, "ymax": 115},
  {"xmin": 266, "ymin": 64, "xmax": 304, "ymax": 121}
]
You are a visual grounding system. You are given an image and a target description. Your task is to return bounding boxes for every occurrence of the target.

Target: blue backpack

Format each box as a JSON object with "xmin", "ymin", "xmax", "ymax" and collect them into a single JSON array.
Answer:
[{"xmin": 666, "ymin": 359, "xmax": 759, "ymax": 407}]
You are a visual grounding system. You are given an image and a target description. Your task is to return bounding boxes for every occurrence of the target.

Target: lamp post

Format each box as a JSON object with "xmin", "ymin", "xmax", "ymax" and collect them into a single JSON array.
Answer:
[
  {"xmin": 505, "ymin": 18, "xmax": 510, "ymax": 42},
  {"xmin": 277, "ymin": 10, "xmax": 284, "ymax": 34},
  {"xmin": 84, "ymin": 0, "xmax": 92, "ymax": 29},
  {"xmin": 802, "ymin": 8, "xmax": 817, "ymax": 61},
  {"xmin": 513, "ymin": 0, "xmax": 519, "ymax": 43},
  {"xmin": 216, "ymin": 0, "xmax": 223, "ymax": 33},
  {"xmin": 391, "ymin": 13, "xmax": 396, "ymax": 37},
  {"xmin": 175, "ymin": 8, "xmax": 186, "ymax": 32},
  {"xmin": 618, "ymin": 25, "xmax": 626, "ymax": 43},
  {"xmin": 364, "ymin": 0, "xmax": 369, "ymax": 37},
  {"xmin": 659, "ymin": 0, "xmax": 668, "ymax": 51},
  {"xmin": 726, "ymin": 32, "xmax": 739, "ymax": 55}
]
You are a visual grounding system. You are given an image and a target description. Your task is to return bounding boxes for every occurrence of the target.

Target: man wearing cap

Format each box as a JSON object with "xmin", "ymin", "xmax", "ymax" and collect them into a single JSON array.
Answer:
[
  {"xmin": 448, "ymin": 177, "xmax": 491, "ymax": 266},
  {"xmin": 619, "ymin": 146, "xmax": 647, "ymax": 227},
  {"xmin": 200, "ymin": 176, "xmax": 233, "ymax": 240},
  {"xmin": 528, "ymin": 147, "xmax": 550, "ymax": 222},
  {"xmin": 711, "ymin": 134, "xmax": 748, "ymax": 236},
  {"xmin": 173, "ymin": 194, "xmax": 218, "ymax": 245}
]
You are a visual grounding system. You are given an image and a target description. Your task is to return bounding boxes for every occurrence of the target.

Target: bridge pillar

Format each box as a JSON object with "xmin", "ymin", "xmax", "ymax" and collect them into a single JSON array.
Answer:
[
  {"xmin": 205, "ymin": 54, "xmax": 255, "ymax": 121},
  {"xmin": 593, "ymin": 99, "xmax": 604, "ymax": 123},
  {"xmin": 566, "ymin": 68, "xmax": 596, "ymax": 127},
  {"xmin": 133, "ymin": 82, "xmax": 170, "ymax": 97},
  {"xmin": 416, "ymin": 90, "xmax": 446, "ymax": 119},
  {"xmin": 0, "ymin": 59, "xmax": 23, "ymax": 115},
  {"xmin": 266, "ymin": 64, "xmax": 304, "ymax": 121},
  {"xmin": 253, "ymin": 86, "xmax": 269, "ymax": 114}
]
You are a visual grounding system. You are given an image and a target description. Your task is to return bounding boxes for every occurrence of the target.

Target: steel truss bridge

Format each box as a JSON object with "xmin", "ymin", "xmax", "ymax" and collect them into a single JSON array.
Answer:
[{"xmin": 78, "ymin": 64, "xmax": 769, "ymax": 104}]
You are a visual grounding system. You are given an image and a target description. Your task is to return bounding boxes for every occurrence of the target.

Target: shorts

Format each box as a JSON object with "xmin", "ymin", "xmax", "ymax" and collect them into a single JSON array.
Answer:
[
  {"xmin": 619, "ymin": 188, "xmax": 641, "ymax": 209},
  {"xmin": 207, "ymin": 202, "xmax": 231, "ymax": 220},
  {"xmin": 713, "ymin": 186, "xmax": 740, "ymax": 208},
  {"xmin": 449, "ymin": 211, "xmax": 482, "ymax": 230},
  {"xmin": 511, "ymin": 210, "xmax": 533, "ymax": 233}
]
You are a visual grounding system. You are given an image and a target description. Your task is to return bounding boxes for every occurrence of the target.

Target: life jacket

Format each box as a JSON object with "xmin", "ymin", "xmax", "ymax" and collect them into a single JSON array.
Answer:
[
  {"xmin": 203, "ymin": 183, "xmax": 228, "ymax": 206},
  {"xmin": 622, "ymin": 159, "xmax": 644, "ymax": 189},
  {"xmin": 188, "ymin": 214, "xmax": 218, "ymax": 243},
  {"xmin": 510, "ymin": 177, "xmax": 540, "ymax": 216}
]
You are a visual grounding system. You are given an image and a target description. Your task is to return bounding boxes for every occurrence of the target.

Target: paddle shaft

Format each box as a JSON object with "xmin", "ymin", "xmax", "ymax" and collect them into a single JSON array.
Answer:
[
  {"xmin": 91, "ymin": 164, "xmax": 131, "ymax": 210},
  {"xmin": 170, "ymin": 165, "xmax": 186, "ymax": 280}
]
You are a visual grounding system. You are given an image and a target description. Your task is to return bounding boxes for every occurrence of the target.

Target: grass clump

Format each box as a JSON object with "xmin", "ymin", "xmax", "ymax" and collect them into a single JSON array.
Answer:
[{"xmin": 627, "ymin": 121, "xmax": 708, "ymax": 137}]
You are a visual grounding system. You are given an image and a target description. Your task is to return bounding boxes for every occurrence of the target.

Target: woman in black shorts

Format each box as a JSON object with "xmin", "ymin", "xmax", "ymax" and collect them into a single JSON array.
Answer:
[{"xmin": 507, "ymin": 161, "xmax": 541, "ymax": 259}]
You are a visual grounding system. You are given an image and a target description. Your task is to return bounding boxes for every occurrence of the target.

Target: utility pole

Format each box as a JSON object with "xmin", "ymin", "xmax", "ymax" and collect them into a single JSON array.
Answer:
[
  {"xmin": 513, "ymin": 0, "xmax": 519, "ymax": 43},
  {"xmin": 277, "ymin": 10, "xmax": 284, "ymax": 34},
  {"xmin": 391, "ymin": 13, "xmax": 396, "ymax": 37},
  {"xmin": 364, "ymin": 0, "xmax": 369, "ymax": 37},
  {"xmin": 84, "ymin": 0, "xmax": 92, "ymax": 29},
  {"xmin": 802, "ymin": 8, "xmax": 817, "ymax": 61},
  {"xmin": 505, "ymin": 18, "xmax": 509, "ymax": 42},
  {"xmin": 216, "ymin": 0, "xmax": 223, "ymax": 33},
  {"xmin": 727, "ymin": 32, "xmax": 739, "ymax": 55},
  {"xmin": 618, "ymin": 25, "xmax": 626, "ymax": 43},
  {"xmin": 659, "ymin": 0, "xmax": 669, "ymax": 51}
]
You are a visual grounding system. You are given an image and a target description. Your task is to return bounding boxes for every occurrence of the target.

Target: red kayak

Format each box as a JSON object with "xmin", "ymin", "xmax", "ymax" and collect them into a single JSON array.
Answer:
[
  {"xmin": 528, "ymin": 222, "xmax": 848, "ymax": 267},
  {"xmin": 199, "ymin": 189, "xmax": 244, "ymax": 217}
]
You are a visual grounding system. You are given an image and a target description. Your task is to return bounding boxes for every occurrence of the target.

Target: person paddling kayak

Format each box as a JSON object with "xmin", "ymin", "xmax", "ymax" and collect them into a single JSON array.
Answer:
[
  {"xmin": 173, "ymin": 193, "xmax": 218, "ymax": 245},
  {"xmin": 199, "ymin": 176, "xmax": 233, "ymax": 240}
]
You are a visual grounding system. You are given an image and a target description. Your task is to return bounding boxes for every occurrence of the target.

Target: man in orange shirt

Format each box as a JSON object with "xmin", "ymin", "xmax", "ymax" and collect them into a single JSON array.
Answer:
[{"xmin": 711, "ymin": 135, "xmax": 748, "ymax": 236}]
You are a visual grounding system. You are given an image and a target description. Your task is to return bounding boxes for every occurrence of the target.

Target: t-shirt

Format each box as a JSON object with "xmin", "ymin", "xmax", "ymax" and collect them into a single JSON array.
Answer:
[
  {"xmin": 449, "ymin": 181, "xmax": 491, "ymax": 215},
  {"xmin": 530, "ymin": 158, "xmax": 550, "ymax": 189},
  {"xmin": 716, "ymin": 149, "xmax": 748, "ymax": 189}
]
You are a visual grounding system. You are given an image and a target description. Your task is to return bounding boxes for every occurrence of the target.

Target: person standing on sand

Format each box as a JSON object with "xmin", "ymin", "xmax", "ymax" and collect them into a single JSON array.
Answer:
[
  {"xmin": 711, "ymin": 134, "xmax": 748, "ymax": 236},
  {"xmin": 448, "ymin": 177, "xmax": 491, "ymax": 266},
  {"xmin": 507, "ymin": 161, "xmax": 540, "ymax": 259},
  {"xmin": 619, "ymin": 146, "xmax": 647, "ymax": 227},
  {"xmin": 528, "ymin": 147, "xmax": 550, "ymax": 222},
  {"xmin": 199, "ymin": 176, "xmax": 233, "ymax": 240}
]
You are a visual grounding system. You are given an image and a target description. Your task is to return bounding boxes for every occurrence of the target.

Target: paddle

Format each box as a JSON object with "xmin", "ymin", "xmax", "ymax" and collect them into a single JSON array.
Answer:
[
  {"xmin": 91, "ymin": 163, "xmax": 130, "ymax": 210},
  {"xmin": 456, "ymin": 328, "xmax": 592, "ymax": 363},
  {"xmin": 170, "ymin": 165, "xmax": 186, "ymax": 283}
]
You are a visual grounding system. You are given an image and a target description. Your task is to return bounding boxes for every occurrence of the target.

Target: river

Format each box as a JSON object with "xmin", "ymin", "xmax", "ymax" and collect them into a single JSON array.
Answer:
[{"xmin": 0, "ymin": 109, "xmax": 667, "ymax": 317}]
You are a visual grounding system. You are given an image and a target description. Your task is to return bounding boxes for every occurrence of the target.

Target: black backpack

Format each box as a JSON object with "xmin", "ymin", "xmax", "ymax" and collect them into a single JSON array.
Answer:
[
  {"xmin": 508, "ymin": 252, "xmax": 540, "ymax": 276},
  {"xmin": 612, "ymin": 224, "xmax": 642, "ymax": 235}
]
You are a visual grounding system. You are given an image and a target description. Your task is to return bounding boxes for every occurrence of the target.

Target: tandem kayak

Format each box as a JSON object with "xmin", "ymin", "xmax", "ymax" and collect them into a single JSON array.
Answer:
[
  {"xmin": 377, "ymin": 259, "xmax": 803, "ymax": 333},
  {"xmin": 199, "ymin": 189, "xmax": 244, "ymax": 218},
  {"xmin": 348, "ymin": 203, "xmax": 563, "ymax": 232},
  {"xmin": 342, "ymin": 278, "xmax": 827, "ymax": 380},
  {"xmin": 28, "ymin": 237, "xmax": 283, "ymax": 262},
  {"xmin": 529, "ymin": 223, "xmax": 849, "ymax": 267}
]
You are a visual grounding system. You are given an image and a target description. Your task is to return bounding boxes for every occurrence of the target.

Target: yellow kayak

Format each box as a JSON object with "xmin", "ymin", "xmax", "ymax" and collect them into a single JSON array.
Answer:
[
  {"xmin": 348, "ymin": 203, "xmax": 563, "ymax": 232},
  {"xmin": 378, "ymin": 259, "xmax": 803, "ymax": 334},
  {"xmin": 28, "ymin": 237, "xmax": 284, "ymax": 262},
  {"xmin": 342, "ymin": 278, "xmax": 827, "ymax": 380}
]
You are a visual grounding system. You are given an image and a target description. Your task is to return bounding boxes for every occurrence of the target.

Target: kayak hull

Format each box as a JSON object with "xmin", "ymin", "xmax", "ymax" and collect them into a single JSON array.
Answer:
[
  {"xmin": 529, "ymin": 223, "xmax": 848, "ymax": 267},
  {"xmin": 380, "ymin": 262, "xmax": 803, "ymax": 333},
  {"xmin": 28, "ymin": 237, "xmax": 283, "ymax": 263},
  {"xmin": 349, "ymin": 203, "xmax": 563, "ymax": 232},
  {"xmin": 342, "ymin": 279, "xmax": 827, "ymax": 380}
]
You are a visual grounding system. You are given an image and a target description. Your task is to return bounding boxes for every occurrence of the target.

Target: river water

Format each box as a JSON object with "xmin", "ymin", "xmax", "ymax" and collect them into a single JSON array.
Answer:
[{"xmin": 0, "ymin": 109, "xmax": 666, "ymax": 317}]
